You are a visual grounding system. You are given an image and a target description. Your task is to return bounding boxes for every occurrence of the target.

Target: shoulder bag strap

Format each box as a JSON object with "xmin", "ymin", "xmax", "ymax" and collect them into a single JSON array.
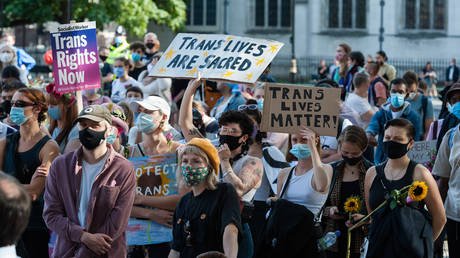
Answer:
[
  {"xmin": 314, "ymin": 163, "xmax": 338, "ymax": 221},
  {"xmin": 279, "ymin": 166, "xmax": 296, "ymax": 199},
  {"xmin": 262, "ymin": 148, "xmax": 290, "ymax": 168}
]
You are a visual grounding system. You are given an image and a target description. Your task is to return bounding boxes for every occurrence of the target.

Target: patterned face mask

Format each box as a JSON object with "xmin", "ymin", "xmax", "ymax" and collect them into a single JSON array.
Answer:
[{"xmin": 181, "ymin": 165, "xmax": 209, "ymax": 186}]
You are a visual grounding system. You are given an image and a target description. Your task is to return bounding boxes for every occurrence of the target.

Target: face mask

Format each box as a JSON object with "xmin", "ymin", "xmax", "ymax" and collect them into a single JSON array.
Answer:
[
  {"xmin": 0, "ymin": 53, "xmax": 13, "ymax": 63},
  {"xmin": 79, "ymin": 127, "xmax": 106, "ymax": 150},
  {"xmin": 289, "ymin": 144, "xmax": 311, "ymax": 160},
  {"xmin": 257, "ymin": 98, "xmax": 264, "ymax": 111},
  {"xmin": 48, "ymin": 106, "xmax": 61, "ymax": 120},
  {"xmin": 390, "ymin": 93, "xmax": 405, "ymax": 108},
  {"xmin": 99, "ymin": 55, "xmax": 108, "ymax": 62},
  {"xmin": 131, "ymin": 53, "xmax": 141, "ymax": 62},
  {"xmin": 181, "ymin": 165, "xmax": 209, "ymax": 186},
  {"xmin": 136, "ymin": 112, "xmax": 159, "ymax": 134},
  {"xmin": 106, "ymin": 133, "xmax": 117, "ymax": 145},
  {"xmin": 219, "ymin": 134, "xmax": 243, "ymax": 151},
  {"xmin": 342, "ymin": 155, "xmax": 362, "ymax": 166},
  {"xmin": 126, "ymin": 97, "xmax": 142, "ymax": 105},
  {"xmin": 383, "ymin": 140, "xmax": 410, "ymax": 159},
  {"xmin": 407, "ymin": 92, "xmax": 417, "ymax": 101},
  {"xmin": 10, "ymin": 107, "xmax": 31, "ymax": 126},
  {"xmin": 114, "ymin": 36, "xmax": 123, "ymax": 45},
  {"xmin": 113, "ymin": 67, "xmax": 125, "ymax": 78},
  {"xmin": 447, "ymin": 103, "xmax": 453, "ymax": 113},
  {"xmin": 451, "ymin": 102, "xmax": 460, "ymax": 120},
  {"xmin": 145, "ymin": 42, "xmax": 155, "ymax": 49}
]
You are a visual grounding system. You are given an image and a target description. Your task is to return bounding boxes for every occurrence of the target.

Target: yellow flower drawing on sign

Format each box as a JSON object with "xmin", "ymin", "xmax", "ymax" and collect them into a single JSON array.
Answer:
[
  {"xmin": 223, "ymin": 70, "xmax": 234, "ymax": 78},
  {"xmin": 203, "ymin": 51, "xmax": 209, "ymax": 57},
  {"xmin": 255, "ymin": 58, "xmax": 265, "ymax": 66},
  {"xmin": 186, "ymin": 67, "xmax": 198, "ymax": 76},
  {"xmin": 165, "ymin": 49, "xmax": 175, "ymax": 60},
  {"xmin": 269, "ymin": 44, "xmax": 280, "ymax": 53},
  {"xmin": 158, "ymin": 68, "xmax": 167, "ymax": 74},
  {"xmin": 245, "ymin": 73, "xmax": 253, "ymax": 80}
]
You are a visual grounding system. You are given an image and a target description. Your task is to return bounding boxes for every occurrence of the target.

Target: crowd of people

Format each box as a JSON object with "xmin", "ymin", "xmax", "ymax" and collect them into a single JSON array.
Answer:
[{"xmin": 0, "ymin": 27, "xmax": 459, "ymax": 258}]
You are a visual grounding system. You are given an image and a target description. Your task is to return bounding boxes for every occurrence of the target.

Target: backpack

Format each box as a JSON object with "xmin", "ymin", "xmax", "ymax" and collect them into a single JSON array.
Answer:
[{"xmin": 368, "ymin": 77, "xmax": 389, "ymax": 106}]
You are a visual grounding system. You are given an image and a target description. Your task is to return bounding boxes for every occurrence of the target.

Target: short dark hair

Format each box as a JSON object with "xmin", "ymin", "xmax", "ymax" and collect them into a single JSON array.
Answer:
[
  {"xmin": 129, "ymin": 41, "xmax": 146, "ymax": 53},
  {"xmin": 218, "ymin": 110, "xmax": 254, "ymax": 150},
  {"xmin": 353, "ymin": 73, "xmax": 369, "ymax": 88},
  {"xmin": 376, "ymin": 50, "xmax": 388, "ymax": 61},
  {"xmin": 126, "ymin": 86, "xmax": 144, "ymax": 98},
  {"xmin": 350, "ymin": 51, "xmax": 365, "ymax": 67},
  {"xmin": 315, "ymin": 79, "xmax": 339, "ymax": 88},
  {"xmin": 241, "ymin": 99, "xmax": 266, "ymax": 143},
  {"xmin": 402, "ymin": 71, "xmax": 418, "ymax": 87},
  {"xmin": 390, "ymin": 78, "xmax": 408, "ymax": 90},
  {"xmin": 115, "ymin": 57, "xmax": 130, "ymax": 67},
  {"xmin": 0, "ymin": 172, "xmax": 31, "ymax": 246},
  {"xmin": 2, "ymin": 80, "xmax": 27, "ymax": 92},
  {"xmin": 1, "ymin": 65, "xmax": 20, "ymax": 80},
  {"xmin": 384, "ymin": 118, "xmax": 415, "ymax": 140}
]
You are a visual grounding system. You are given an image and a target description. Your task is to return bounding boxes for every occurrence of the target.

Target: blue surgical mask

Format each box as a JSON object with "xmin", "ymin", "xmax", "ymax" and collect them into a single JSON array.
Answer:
[
  {"xmin": 10, "ymin": 107, "xmax": 31, "ymax": 126},
  {"xmin": 106, "ymin": 133, "xmax": 117, "ymax": 144},
  {"xmin": 289, "ymin": 144, "xmax": 312, "ymax": 160},
  {"xmin": 131, "ymin": 53, "xmax": 141, "ymax": 62},
  {"xmin": 390, "ymin": 93, "xmax": 405, "ymax": 108},
  {"xmin": 257, "ymin": 98, "xmax": 264, "ymax": 111},
  {"xmin": 48, "ymin": 105, "xmax": 61, "ymax": 120},
  {"xmin": 136, "ymin": 113, "xmax": 159, "ymax": 134},
  {"xmin": 114, "ymin": 36, "xmax": 123, "ymax": 45},
  {"xmin": 447, "ymin": 103, "xmax": 453, "ymax": 113},
  {"xmin": 113, "ymin": 67, "xmax": 125, "ymax": 78},
  {"xmin": 451, "ymin": 102, "xmax": 460, "ymax": 120}
]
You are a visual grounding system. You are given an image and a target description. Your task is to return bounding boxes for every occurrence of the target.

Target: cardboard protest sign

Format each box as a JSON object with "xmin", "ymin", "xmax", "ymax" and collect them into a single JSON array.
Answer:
[
  {"xmin": 126, "ymin": 153, "xmax": 178, "ymax": 245},
  {"xmin": 149, "ymin": 33, "xmax": 283, "ymax": 83},
  {"xmin": 408, "ymin": 140, "xmax": 437, "ymax": 165},
  {"xmin": 50, "ymin": 21, "xmax": 100, "ymax": 93},
  {"xmin": 260, "ymin": 83, "xmax": 341, "ymax": 136}
]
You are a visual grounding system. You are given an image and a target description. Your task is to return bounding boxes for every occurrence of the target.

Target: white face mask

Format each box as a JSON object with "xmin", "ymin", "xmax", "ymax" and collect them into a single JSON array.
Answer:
[
  {"xmin": 0, "ymin": 52, "xmax": 13, "ymax": 63},
  {"xmin": 407, "ymin": 92, "xmax": 417, "ymax": 100}
]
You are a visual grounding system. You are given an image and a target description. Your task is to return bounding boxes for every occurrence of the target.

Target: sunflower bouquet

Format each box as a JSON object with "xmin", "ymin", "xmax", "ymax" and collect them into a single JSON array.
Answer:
[{"xmin": 344, "ymin": 196, "xmax": 362, "ymax": 258}]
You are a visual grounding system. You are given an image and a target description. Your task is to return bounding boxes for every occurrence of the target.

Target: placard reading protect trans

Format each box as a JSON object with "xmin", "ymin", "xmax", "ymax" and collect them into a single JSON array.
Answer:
[
  {"xmin": 150, "ymin": 33, "xmax": 283, "ymax": 83},
  {"xmin": 50, "ymin": 21, "xmax": 100, "ymax": 93}
]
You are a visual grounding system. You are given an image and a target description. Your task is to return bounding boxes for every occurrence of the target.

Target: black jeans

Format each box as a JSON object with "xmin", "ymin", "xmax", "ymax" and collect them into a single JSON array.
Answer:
[{"xmin": 447, "ymin": 218, "xmax": 460, "ymax": 258}]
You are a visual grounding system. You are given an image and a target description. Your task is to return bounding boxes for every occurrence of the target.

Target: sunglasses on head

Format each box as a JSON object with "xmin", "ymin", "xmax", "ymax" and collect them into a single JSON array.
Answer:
[
  {"xmin": 11, "ymin": 100, "xmax": 36, "ymax": 108},
  {"xmin": 238, "ymin": 104, "xmax": 258, "ymax": 111}
]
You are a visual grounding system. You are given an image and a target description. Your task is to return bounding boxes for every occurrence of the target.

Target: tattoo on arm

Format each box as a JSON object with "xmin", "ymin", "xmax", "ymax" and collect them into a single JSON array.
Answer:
[{"xmin": 188, "ymin": 128, "xmax": 204, "ymax": 137}]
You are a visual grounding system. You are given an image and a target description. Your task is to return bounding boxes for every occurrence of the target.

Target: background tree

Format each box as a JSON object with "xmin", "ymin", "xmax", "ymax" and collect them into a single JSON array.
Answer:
[{"xmin": 1, "ymin": 0, "xmax": 187, "ymax": 36}]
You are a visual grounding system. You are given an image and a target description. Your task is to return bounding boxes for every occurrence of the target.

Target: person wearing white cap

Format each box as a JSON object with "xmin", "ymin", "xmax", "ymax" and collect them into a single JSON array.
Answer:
[
  {"xmin": 127, "ymin": 96, "xmax": 188, "ymax": 258},
  {"xmin": 128, "ymin": 96, "xmax": 182, "ymax": 145}
]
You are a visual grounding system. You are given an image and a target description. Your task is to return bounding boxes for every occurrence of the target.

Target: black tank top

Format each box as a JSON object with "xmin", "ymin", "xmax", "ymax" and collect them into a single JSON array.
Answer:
[
  {"xmin": 16, "ymin": 135, "xmax": 51, "ymax": 184},
  {"xmin": 369, "ymin": 160, "xmax": 417, "ymax": 211}
]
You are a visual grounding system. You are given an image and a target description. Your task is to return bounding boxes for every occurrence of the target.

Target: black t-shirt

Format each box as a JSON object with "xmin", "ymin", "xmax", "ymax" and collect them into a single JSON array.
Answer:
[
  {"xmin": 101, "ymin": 62, "xmax": 112, "ymax": 76},
  {"xmin": 172, "ymin": 183, "xmax": 242, "ymax": 258},
  {"xmin": 129, "ymin": 65, "xmax": 147, "ymax": 80}
]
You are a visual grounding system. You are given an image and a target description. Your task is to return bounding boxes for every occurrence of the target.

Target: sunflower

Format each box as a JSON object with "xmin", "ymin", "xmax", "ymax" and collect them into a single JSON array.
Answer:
[
  {"xmin": 408, "ymin": 181, "xmax": 428, "ymax": 202},
  {"xmin": 344, "ymin": 196, "xmax": 361, "ymax": 213}
]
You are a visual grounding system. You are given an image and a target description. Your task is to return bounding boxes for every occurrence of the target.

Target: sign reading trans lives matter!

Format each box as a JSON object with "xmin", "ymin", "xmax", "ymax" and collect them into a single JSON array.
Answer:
[
  {"xmin": 260, "ymin": 83, "xmax": 341, "ymax": 136},
  {"xmin": 149, "ymin": 33, "xmax": 283, "ymax": 83},
  {"xmin": 50, "ymin": 21, "xmax": 100, "ymax": 93},
  {"xmin": 126, "ymin": 153, "xmax": 178, "ymax": 246}
]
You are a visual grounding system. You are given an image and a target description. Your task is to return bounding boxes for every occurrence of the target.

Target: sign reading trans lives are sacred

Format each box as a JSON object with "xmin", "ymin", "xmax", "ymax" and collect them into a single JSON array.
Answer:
[
  {"xmin": 149, "ymin": 33, "xmax": 283, "ymax": 83},
  {"xmin": 126, "ymin": 153, "xmax": 178, "ymax": 246},
  {"xmin": 50, "ymin": 21, "xmax": 100, "ymax": 93}
]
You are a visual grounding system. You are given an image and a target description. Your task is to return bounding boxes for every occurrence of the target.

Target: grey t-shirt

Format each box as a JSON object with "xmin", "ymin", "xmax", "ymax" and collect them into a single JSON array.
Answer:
[{"xmin": 432, "ymin": 126, "xmax": 460, "ymax": 222}]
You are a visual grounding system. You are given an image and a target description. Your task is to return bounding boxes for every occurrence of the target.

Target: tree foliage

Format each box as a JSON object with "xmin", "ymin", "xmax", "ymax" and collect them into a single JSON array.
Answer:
[{"xmin": 1, "ymin": 0, "xmax": 187, "ymax": 36}]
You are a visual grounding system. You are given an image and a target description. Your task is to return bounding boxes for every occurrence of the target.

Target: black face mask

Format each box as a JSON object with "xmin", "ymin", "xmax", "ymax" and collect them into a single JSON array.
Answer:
[
  {"xmin": 99, "ymin": 55, "xmax": 108, "ymax": 62},
  {"xmin": 79, "ymin": 127, "xmax": 106, "ymax": 150},
  {"xmin": 383, "ymin": 140, "xmax": 410, "ymax": 159},
  {"xmin": 145, "ymin": 42, "xmax": 155, "ymax": 49},
  {"xmin": 342, "ymin": 155, "xmax": 362, "ymax": 166},
  {"xmin": 219, "ymin": 134, "xmax": 242, "ymax": 151}
]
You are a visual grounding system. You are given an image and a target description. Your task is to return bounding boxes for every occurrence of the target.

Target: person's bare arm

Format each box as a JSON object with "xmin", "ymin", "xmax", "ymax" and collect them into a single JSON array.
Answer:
[
  {"xmin": 168, "ymin": 250, "xmax": 180, "ymax": 258},
  {"xmin": 130, "ymin": 206, "xmax": 174, "ymax": 228},
  {"xmin": 0, "ymin": 139, "xmax": 5, "ymax": 169},
  {"xmin": 220, "ymin": 155, "xmax": 263, "ymax": 197},
  {"xmin": 361, "ymin": 110, "xmax": 375, "ymax": 123},
  {"xmin": 364, "ymin": 167, "xmax": 376, "ymax": 215},
  {"xmin": 424, "ymin": 118, "xmax": 434, "ymax": 140},
  {"xmin": 222, "ymin": 224, "xmax": 238, "ymax": 258},
  {"xmin": 376, "ymin": 97, "xmax": 386, "ymax": 107},
  {"xmin": 414, "ymin": 165, "xmax": 446, "ymax": 240},
  {"xmin": 102, "ymin": 72, "xmax": 113, "ymax": 83},
  {"xmin": 276, "ymin": 168, "xmax": 290, "ymax": 197},
  {"xmin": 178, "ymin": 77, "xmax": 205, "ymax": 141}
]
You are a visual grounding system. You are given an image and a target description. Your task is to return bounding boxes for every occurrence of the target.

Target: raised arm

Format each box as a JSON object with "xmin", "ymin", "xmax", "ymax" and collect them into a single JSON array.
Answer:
[{"xmin": 178, "ymin": 76, "xmax": 205, "ymax": 141}]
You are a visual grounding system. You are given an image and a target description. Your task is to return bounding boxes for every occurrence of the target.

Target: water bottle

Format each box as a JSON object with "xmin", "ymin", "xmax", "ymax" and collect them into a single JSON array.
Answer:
[{"xmin": 317, "ymin": 230, "xmax": 341, "ymax": 251}]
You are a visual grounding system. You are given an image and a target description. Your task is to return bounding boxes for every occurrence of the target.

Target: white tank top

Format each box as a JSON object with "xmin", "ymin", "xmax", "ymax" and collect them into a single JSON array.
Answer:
[
  {"xmin": 231, "ymin": 155, "xmax": 258, "ymax": 202},
  {"xmin": 281, "ymin": 168, "xmax": 328, "ymax": 215}
]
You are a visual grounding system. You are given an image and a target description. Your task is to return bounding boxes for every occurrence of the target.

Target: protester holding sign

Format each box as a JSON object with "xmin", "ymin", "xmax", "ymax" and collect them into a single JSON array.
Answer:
[
  {"xmin": 127, "ymin": 96, "xmax": 186, "ymax": 258},
  {"xmin": 170, "ymin": 138, "xmax": 241, "ymax": 258},
  {"xmin": 0, "ymin": 88, "xmax": 59, "ymax": 258},
  {"xmin": 44, "ymin": 105, "xmax": 136, "ymax": 257},
  {"xmin": 364, "ymin": 118, "xmax": 445, "ymax": 258}
]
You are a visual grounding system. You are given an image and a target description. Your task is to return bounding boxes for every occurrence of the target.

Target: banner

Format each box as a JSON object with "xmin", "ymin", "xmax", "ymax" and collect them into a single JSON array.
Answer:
[
  {"xmin": 260, "ymin": 83, "xmax": 341, "ymax": 136},
  {"xmin": 149, "ymin": 33, "xmax": 283, "ymax": 83},
  {"xmin": 126, "ymin": 153, "xmax": 178, "ymax": 246},
  {"xmin": 50, "ymin": 21, "xmax": 100, "ymax": 93},
  {"xmin": 408, "ymin": 140, "xmax": 437, "ymax": 165}
]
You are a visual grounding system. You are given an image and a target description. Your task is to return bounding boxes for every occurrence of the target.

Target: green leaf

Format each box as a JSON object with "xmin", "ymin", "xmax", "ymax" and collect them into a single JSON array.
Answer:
[{"xmin": 389, "ymin": 199, "xmax": 397, "ymax": 210}]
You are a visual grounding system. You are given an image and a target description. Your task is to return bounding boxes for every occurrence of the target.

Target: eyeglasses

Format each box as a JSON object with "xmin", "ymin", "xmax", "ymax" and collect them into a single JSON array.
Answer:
[
  {"xmin": 218, "ymin": 127, "xmax": 242, "ymax": 136},
  {"xmin": 11, "ymin": 100, "xmax": 36, "ymax": 108},
  {"xmin": 238, "ymin": 104, "xmax": 258, "ymax": 111},
  {"xmin": 184, "ymin": 220, "xmax": 192, "ymax": 247}
]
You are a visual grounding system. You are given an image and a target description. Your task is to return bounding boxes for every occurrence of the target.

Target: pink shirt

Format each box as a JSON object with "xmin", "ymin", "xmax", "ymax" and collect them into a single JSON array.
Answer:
[{"xmin": 44, "ymin": 146, "xmax": 135, "ymax": 258}]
